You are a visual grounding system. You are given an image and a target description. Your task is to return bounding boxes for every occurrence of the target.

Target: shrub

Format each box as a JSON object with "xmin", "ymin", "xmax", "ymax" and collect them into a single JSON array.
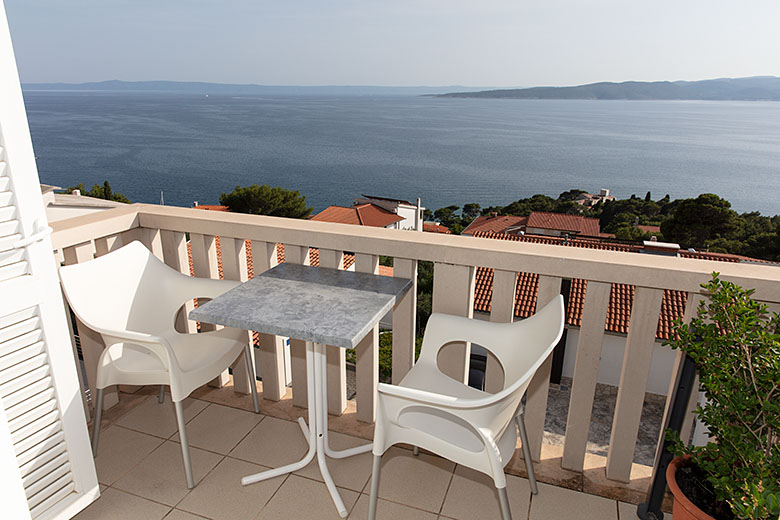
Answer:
[{"xmin": 667, "ymin": 274, "xmax": 780, "ymax": 520}]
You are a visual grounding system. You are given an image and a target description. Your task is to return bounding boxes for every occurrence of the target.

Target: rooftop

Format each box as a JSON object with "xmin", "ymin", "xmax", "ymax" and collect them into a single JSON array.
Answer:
[
  {"xmin": 311, "ymin": 203, "xmax": 404, "ymax": 228},
  {"xmin": 526, "ymin": 212, "xmax": 601, "ymax": 237},
  {"xmin": 471, "ymin": 230, "xmax": 774, "ymax": 339}
]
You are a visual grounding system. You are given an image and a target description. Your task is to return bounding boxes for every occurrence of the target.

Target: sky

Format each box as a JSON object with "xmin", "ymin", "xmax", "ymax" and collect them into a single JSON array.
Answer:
[{"xmin": 4, "ymin": 0, "xmax": 780, "ymax": 87}]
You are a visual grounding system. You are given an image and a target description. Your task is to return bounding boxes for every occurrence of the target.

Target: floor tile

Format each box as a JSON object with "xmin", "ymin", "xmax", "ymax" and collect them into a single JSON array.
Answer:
[
  {"xmin": 183, "ymin": 403, "xmax": 263, "ymax": 454},
  {"xmin": 530, "ymin": 482, "xmax": 617, "ymax": 520},
  {"xmin": 230, "ymin": 416, "xmax": 309, "ymax": 468},
  {"xmin": 255, "ymin": 474, "xmax": 359, "ymax": 520},
  {"xmin": 164, "ymin": 510, "xmax": 209, "ymax": 520},
  {"xmin": 116, "ymin": 395, "xmax": 209, "ymax": 438},
  {"xmin": 295, "ymin": 430, "xmax": 374, "ymax": 492},
  {"xmin": 74, "ymin": 487, "xmax": 171, "ymax": 520},
  {"xmin": 177, "ymin": 457, "xmax": 285, "ymax": 520},
  {"xmin": 440, "ymin": 465, "xmax": 531, "ymax": 520},
  {"xmin": 349, "ymin": 493, "xmax": 438, "ymax": 520},
  {"xmin": 618, "ymin": 501, "xmax": 639, "ymax": 519},
  {"xmin": 113, "ymin": 440, "xmax": 223, "ymax": 506},
  {"xmin": 94, "ymin": 425, "xmax": 165, "ymax": 485},
  {"xmin": 374, "ymin": 447, "xmax": 455, "ymax": 514}
]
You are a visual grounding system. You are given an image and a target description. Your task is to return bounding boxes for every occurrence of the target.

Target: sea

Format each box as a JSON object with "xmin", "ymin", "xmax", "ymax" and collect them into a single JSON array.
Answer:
[{"xmin": 21, "ymin": 91, "xmax": 780, "ymax": 216}]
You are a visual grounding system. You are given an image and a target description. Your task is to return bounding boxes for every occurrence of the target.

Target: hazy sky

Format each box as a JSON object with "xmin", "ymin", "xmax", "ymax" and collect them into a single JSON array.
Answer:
[{"xmin": 5, "ymin": 0, "xmax": 780, "ymax": 87}]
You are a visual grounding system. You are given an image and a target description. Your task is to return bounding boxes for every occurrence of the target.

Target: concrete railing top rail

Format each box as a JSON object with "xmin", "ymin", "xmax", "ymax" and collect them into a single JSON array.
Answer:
[{"xmin": 51, "ymin": 203, "xmax": 780, "ymax": 302}]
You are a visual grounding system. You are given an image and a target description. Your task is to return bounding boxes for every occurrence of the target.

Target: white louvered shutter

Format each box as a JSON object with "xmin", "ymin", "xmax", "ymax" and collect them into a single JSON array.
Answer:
[{"xmin": 0, "ymin": 3, "xmax": 99, "ymax": 519}]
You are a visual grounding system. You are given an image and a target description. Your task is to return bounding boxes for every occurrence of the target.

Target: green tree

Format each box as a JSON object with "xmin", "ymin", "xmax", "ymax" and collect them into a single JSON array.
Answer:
[
  {"xmin": 661, "ymin": 194, "xmax": 738, "ymax": 250},
  {"xmin": 220, "ymin": 185, "xmax": 312, "ymax": 218},
  {"xmin": 461, "ymin": 203, "xmax": 481, "ymax": 223},
  {"xmin": 433, "ymin": 205, "xmax": 464, "ymax": 233},
  {"xmin": 65, "ymin": 181, "xmax": 130, "ymax": 203},
  {"xmin": 557, "ymin": 189, "xmax": 587, "ymax": 201}
]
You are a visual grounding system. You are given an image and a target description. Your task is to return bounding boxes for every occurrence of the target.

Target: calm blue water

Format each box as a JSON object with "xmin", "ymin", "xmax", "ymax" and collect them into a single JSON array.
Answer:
[{"xmin": 22, "ymin": 91, "xmax": 780, "ymax": 215}]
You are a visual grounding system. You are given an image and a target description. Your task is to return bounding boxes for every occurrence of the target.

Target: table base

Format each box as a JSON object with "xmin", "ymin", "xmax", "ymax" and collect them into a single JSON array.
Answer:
[{"xmin": 241, "ymin": 341, "xmax": 372, "ymax": 518}]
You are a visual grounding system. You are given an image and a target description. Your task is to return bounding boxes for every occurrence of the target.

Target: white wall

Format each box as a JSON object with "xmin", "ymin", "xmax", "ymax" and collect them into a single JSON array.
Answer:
[
  {"xmin": 395, "ymin": 204, "xmax": 421, "ymax": 231},
  {"xmin": 560, "ymin": 329, "xmax": 676, "ymax": 395},
  {"xmin": 472, "ymin": 311, "xmax": 676, "ymax": 395}
]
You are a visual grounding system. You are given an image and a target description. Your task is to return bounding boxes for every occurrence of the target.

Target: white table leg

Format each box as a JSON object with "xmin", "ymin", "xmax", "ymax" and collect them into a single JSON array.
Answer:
[
  {"xmin": 241, "ymin": 340, "xmax": 317, "ymax": 485},
  {"xmin": 313, "ymin": 342, "xmax": 348, "ymax": 517},
  {"xmin": 318, "ymin": 343, "xmax": 373, "ymax": 460},
  {"xmin": 241, "ymin": 341, "xmax": 364, "ymax": 518}
]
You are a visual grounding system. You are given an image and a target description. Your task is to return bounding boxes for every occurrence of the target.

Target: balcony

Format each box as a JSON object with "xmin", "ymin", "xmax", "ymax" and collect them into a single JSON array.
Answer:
[{"xmin": 50, "ymin": 203, "xmax": 780, "ymax": 519}]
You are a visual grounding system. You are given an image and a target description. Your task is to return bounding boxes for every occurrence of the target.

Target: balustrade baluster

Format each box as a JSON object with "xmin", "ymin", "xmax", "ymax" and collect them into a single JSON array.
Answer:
[
  {"xmin": 524, "ymin": 275, "xmax": 562, "ymax": 461},
  {"xmin": 319, "ymin": 248, "xmax": 347, "ymax": 416},
  {"xmin": 431, "ymin": 262, "xmax": 476, "ymax": 383},
  {"xmin": 606, "ymin": 286, "xmax": 664, "ymax": 482},
  {"xmin": 355, "ymin": 253, "xmax": 380, "ymax": 422},
  {"xmin": 485, "ymin": 269, "xmax": 517, "ymax": 393},
  {"xmin": 221, "ymin": 237, "xmax": 254, "ymax": 395},
  {"xmin": 391, "ymin": 258, "xmax": 417, "ymax": 385},
  {"xmin": 251, "ymin": 240, "xmax": 287, "ymax": 402},
  {"xmin": 285, "ymin": 244, "xmax": 310, "ymax": 408},
  {"xmin": 562, "ymin": 280, "xmax": 611, "ymax": 471},
  {"xmin": 190, "ymin": 233, "xmax": 229, "ymax": 387}
]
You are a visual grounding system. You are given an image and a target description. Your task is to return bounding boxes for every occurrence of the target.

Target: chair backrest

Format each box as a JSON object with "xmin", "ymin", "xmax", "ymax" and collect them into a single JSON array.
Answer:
[
  {"xmin": 59, "ymin": 241, "xmax": 190, "ymax": 335},
  {"xmin": 419, "ymin": 295, "xmax": 564, "ymax": 402}
]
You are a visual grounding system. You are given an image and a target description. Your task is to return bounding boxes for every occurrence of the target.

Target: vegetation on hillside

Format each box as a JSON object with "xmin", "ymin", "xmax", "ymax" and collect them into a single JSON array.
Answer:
[
  {"xmin": 65, "ymin": 180, "xmax": 130, "ymax": 203},
  {"xmin": 426, "ymin": 191, "xmax": 780, "ymax": 262},
  {"xmin": 437, "ymin": 76, "xmax": 780, "ymax": 101}
]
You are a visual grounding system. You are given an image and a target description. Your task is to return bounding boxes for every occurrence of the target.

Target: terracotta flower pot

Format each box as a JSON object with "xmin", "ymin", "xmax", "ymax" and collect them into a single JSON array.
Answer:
[{"xmin": 666, "ymin": 456, "xmax": 716, "ymax": 520}]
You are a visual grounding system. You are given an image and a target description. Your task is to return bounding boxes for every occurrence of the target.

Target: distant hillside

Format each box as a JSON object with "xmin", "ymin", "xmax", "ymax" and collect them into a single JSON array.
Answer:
[
  {"xmin": 436, "ymin": 76, "xmax": 780, "ymax": 101},
  {"xmin": 22, "ymin": 80, "xmax": 495, "ymax": 97}
]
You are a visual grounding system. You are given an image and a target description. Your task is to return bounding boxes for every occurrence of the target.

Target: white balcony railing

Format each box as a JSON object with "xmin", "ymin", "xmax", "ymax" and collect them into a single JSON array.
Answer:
[{"xmin": 50, "ymin": 203, "xmax": 780, "ymax": 503}]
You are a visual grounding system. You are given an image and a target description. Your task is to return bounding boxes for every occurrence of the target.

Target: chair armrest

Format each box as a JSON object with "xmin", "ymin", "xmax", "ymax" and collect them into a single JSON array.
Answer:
[
  {"xmin": 96, "ymin": 327, "xmax": 177, "ymax": 371},
  {"xmin": 377, "ymin": 383, "xmax": 492, "ymax": 409}
]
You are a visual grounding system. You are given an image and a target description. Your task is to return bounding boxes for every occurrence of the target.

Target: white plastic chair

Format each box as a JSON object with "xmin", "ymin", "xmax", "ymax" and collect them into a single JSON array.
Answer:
[
  {"xmin": 59, "ymin": 240, "xmax": 260, "ymax": 489},
  {"xmin": 368, "ymin": 295, "xmax": 564, "ymax": 520}
]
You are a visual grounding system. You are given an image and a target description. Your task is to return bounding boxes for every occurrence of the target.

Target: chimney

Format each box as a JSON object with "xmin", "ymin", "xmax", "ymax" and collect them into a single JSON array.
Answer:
[
  {"xmin": 641, "ymin": 240, "xmax": 680, "ymax": 257},
  {"xmin": 599, "ymin": 188, "xmax": 610, "ymax": 197},
  {"xmin": 416, "ymin": 197, "xmax": 423, "ymax": 232},
  {"xmin": 193, "ymin": 201, "xmax": 198, "ymax": 207},
  {"xmin": 490, "ymin": 212, "xmax": 498, "ymax": 218},
  {"xmin": 72, "ymin": 189, "xmax": 81, "ymax": 196}
]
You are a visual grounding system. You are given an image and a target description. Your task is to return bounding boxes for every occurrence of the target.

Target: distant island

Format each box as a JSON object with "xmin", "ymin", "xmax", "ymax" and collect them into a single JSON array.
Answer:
[
  {"xmin": 435, "ymin": 76, "xmax": 780, "ymax": 101},
  {"xmin": 22, "ymin": 80, "xmax": 495, "ymax": 97}
]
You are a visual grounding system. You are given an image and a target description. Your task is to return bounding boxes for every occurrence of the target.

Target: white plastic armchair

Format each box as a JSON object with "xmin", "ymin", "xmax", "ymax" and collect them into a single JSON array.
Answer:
[
  {"xmin": 368, "ymin": 295, "xmax": 564, "ymax": 520},
  {"xmin": 59, "ymin": 241, "xmax": 260, "ymax": 489}
]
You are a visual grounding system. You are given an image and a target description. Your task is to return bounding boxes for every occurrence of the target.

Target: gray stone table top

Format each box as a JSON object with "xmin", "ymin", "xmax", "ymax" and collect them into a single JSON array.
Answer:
[{"xmin": 189, "ymin": 263, "xmax": 413, "ymax": 349}]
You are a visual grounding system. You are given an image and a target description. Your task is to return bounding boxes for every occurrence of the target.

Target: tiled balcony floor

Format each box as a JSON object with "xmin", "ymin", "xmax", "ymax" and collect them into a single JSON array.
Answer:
[{"xmin": 75, "ymin": 391, "xmax": 640, "ymax": 520}]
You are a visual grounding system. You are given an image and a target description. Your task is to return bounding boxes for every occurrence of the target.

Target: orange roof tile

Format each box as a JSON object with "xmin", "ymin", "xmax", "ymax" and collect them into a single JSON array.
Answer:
[
  {"xmin": 461, "ymin": 215, "xmax": 528, "ymax": 235},
  {"xmin": 526, "ymin": 211, "xmax": 601, "ymax": 236},
  {"xmin": 470, "ymin": 230, "xmax": 771, "ymax": 340},
  {"xmin": 194, "ymin": 205, "xmax": 229, "ymax": 211},
  {"xmin": 423, "ymin": 222, "xmax": 451, "ymax": 234},
  {"xmin": 312, "ymin": 203, "xmax": 403, "ymax": 228}
]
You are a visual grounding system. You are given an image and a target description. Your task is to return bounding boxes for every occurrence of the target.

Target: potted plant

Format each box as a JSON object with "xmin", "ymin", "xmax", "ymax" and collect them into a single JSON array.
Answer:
[{"xmin": 665, "ymin": 274, "xmax": 779, "ymax": 520}]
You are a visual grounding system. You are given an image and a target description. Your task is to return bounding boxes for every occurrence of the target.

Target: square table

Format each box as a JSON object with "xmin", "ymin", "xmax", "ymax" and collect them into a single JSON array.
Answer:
[{"xmin": 190, "ymin": 262, "xmax": 413, "ymax": 518}]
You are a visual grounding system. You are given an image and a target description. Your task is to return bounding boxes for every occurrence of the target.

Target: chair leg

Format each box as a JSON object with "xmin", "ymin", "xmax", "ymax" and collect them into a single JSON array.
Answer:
[
  {"xmin": 158, "ymin": 385, "xmax": 166, "ymax": 404},
  {"xmin": 91, "ymin": 388, "xmax": 104, "ymax": 457},
  {"xmin": 517, "ymin": 412, "xmax": 539, "ymax": 495},
  {"xmin": 368, "ymin": 454, "xmax": 382, "ymax": 520},
  {"xmin": 244, "ymin": 344, "xmax": 261, "ymax": 414},
  {"xmin": 174, "ymin": 400, "xmax": 195, "ymax": 489},
  {"xmin": 497, "ymin": 485, "xmax": 513, "ymax": 520}
]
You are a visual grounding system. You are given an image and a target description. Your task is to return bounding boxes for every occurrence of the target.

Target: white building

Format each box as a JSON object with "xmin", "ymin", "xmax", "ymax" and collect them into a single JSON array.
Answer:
[{"xmin": 352, "ymin": 195, "xmax": 423, "ymax": 231}]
